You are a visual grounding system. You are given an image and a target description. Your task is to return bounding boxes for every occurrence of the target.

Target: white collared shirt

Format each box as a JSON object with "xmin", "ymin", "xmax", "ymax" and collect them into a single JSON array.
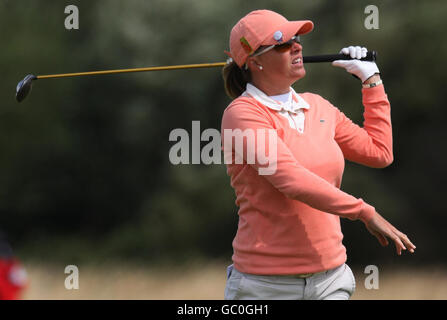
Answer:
[{"xmin": 242, "ymin": 83, "xmax": 310, "ymax": 134}]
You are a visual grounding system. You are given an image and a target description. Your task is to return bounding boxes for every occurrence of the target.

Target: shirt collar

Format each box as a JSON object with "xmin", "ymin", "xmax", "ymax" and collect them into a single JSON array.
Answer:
[{"xmin": 242, "ymin": 83, "xmax": 310, "ymax": 114}]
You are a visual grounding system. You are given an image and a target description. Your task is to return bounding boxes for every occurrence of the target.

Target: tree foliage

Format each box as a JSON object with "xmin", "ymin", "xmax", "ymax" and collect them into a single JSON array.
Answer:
[{"xmin": 0, "ymin": 0, "xmax": 445, "ymax": 265}]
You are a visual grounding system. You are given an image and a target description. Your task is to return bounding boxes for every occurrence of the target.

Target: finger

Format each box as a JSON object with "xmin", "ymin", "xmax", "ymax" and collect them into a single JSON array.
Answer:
[
  {"xmin": 332, "ymin": 60, "xmax": 350, "ymax": 68},
  {"xmin": 361, "ymin": 47, "xmax": 367, "ymax": 58},
  {"xmin": 398, "ymin": 233, "xmax": 416, "ymax": 253},
  {"xmin": 355, "ymin": 46, "xmax": 362, "ymax": 59},
  {"xmin": 389, "ymin": 227, "xmax": 417, "ymax": 253},
  {"xmin": 391, "ymin": 234, "xmax": 407, "ymax": 255},
  {"xmin": 374, "ymin": 215, "xmax": 411, "ymax": 255},
  {"xmin": 366, "ymin": 225, "xmax": 389, "ymax": 246},
  {"xmin": 375, "ymin": 232, "xmax": 389, "ymax": 247},
  {"xmin": 383, "ymin": 228, "xmax": 406, "ymax": 255},
  {"xmin": 340, "ymin": 47, "xmax": 349, "ymax": 55},
  {"xmin": 348, "ymin": 46, "xmax": 356, "ymax": 58}
]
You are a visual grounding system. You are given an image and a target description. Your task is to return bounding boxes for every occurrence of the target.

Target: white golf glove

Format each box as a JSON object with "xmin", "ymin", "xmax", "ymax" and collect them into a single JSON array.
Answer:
[{"xmin": 332, "ymin": 46, "xmax": 380, "ymax": 83}]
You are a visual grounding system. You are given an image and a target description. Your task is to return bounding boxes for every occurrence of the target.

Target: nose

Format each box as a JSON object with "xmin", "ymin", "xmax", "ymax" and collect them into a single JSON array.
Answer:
[{"xmin": 292, "ymin": 41, "xmax": 302, "ymax": 53}]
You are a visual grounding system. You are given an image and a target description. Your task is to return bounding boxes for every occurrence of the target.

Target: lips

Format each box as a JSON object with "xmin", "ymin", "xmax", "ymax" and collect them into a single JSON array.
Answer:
[{"xmin": 292, "ymin": 57, "xmax": 303, "ymax": 66}]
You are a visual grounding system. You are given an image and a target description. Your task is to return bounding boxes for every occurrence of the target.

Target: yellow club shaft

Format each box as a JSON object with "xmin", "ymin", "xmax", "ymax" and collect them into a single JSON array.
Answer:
[{"xmin": 36, "ymin": 62, "xmax": 227, "ymax": 79}]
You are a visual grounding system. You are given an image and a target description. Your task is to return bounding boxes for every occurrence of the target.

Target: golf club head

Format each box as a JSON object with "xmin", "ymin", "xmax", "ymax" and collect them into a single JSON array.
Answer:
[{"xmin": 16, "ymin": 74, "xmax": 37, "ymax": 102}]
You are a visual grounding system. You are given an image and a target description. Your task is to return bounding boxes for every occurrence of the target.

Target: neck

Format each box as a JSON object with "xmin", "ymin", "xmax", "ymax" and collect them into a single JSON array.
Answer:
[{"xmin": 250, "ymin": 77, "xmax": 291, "ymax": 96}]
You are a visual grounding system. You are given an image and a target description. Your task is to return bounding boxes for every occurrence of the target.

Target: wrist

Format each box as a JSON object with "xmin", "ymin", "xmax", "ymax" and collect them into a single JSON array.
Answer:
[
  {"xmin": 363, "ymin": 74, "xmax": 381, "ymax": 85},
  {"xmin": 359, "ymin": 203, "xmax": 376, "ymax": 223}
]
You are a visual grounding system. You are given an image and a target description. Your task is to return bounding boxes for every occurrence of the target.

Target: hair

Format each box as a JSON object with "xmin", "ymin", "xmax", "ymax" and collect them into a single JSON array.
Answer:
[{"xmin": 222, "ymin": 61, "xmax": 252, "ymax": 100}]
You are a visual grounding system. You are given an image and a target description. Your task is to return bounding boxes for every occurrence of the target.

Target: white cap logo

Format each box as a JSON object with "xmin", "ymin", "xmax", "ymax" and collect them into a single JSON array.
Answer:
[{"xmin": 273, "ymin": 30, "xmax": 283, "ymax": 42}]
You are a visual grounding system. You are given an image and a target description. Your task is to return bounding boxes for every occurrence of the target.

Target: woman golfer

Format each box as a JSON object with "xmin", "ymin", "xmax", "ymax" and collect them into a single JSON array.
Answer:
[{"xmin": 221, "ymin": 9, "xmax": 415, "ymax": 300}]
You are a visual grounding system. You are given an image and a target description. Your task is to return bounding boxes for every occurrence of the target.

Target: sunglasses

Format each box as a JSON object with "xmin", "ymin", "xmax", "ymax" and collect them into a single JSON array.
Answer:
[{"xmin": 251, "ymin": 35, "xmax": 301, "ymax": 57}]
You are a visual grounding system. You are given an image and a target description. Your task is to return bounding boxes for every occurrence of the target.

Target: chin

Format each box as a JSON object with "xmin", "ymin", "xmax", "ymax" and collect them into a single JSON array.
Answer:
[{"xmin": 291, "ymin": 68, "xmax": 306, "ymax": 81}]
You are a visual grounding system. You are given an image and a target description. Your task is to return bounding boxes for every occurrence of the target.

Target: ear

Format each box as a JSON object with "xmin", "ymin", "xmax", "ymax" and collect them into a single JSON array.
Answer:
[{"xmin": 246, "ymin": 56, "xmax": 262, "ymax": 70}]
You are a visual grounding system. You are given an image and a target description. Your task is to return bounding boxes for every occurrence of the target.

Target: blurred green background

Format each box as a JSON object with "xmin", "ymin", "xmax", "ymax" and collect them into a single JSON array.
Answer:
[{"xmin": 0, "ymin": 0, "xmax": 446, "ymax": 274}]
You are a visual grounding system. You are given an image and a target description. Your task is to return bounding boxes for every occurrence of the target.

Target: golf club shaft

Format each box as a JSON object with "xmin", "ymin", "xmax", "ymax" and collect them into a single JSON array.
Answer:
[
  {"xmin": 36, "ymin": 62, "xmax": 227, "ymax": 79},
  {"xmin": 35, "ymin": 51, "xmax": 376, "ymax": 80}
]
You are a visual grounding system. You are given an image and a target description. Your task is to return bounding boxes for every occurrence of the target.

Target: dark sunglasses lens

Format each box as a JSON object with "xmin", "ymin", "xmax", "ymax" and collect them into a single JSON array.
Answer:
[
  {"xmin": 273, "ymin": 36, "xmax": 301, "ymax": 53},
  {"xmin": 274, "ymin": 43, "xmax": 293, "ymax": 52}
]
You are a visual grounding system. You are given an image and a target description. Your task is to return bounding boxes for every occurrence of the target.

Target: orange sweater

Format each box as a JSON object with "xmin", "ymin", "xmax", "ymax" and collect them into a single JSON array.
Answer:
[{"xmin": 221, "ymin": 83, "xmax": 392, "ymax": 275}]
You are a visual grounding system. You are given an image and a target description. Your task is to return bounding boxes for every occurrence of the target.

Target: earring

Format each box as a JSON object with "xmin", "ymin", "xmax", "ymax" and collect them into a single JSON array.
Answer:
[{"xmin": 258, "ymin": 65, "xmax": 263, "ymax": 70}]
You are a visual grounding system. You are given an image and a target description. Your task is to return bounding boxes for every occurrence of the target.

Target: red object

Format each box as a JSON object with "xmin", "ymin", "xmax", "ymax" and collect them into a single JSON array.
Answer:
[{"xmin": 0, "ymin": 259, "xmax": 28, "ymax": 300}]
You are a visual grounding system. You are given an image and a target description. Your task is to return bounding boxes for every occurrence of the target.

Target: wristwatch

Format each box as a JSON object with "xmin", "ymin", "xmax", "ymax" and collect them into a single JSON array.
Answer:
[{"xmin": 362, "ymin": 79, "xmax": 383, "ymax": 88}]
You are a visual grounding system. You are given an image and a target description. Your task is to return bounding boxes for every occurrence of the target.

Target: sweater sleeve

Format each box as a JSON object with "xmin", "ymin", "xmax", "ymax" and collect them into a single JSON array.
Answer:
[
  {"xmin": 334, "ymin": 84, "xmax": 393, "ymax": 168},
  {"xmin": 222, "ymin": 99, "xmax": 376, "ymax": 223}
]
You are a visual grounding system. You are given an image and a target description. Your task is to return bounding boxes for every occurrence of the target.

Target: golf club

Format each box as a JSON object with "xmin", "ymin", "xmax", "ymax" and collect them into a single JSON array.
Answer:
[{"xmin": 15, "ymin": 51, "xmax": 376, "ymax": 102}]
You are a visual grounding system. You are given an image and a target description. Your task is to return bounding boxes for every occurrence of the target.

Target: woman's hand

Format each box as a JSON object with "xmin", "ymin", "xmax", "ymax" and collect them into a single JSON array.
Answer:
[
  {"xmin": 332, "ymin": 46, "xmax": 380, "ymax": 83},
  {"xmin": 364, "ymin": 212, "xmax": 416, "ymax": 255}
]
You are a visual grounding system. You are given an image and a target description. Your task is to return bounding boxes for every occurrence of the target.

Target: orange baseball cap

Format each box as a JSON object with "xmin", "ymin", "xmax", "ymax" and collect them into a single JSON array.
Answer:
[{"xmin": 228, "ymin": 10, "xmax": 314, "ymax": 67}]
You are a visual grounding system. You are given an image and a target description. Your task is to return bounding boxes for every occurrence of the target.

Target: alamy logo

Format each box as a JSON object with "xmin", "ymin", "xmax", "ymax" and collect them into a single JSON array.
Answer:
[
  {"xmin": 64, "ymin": 265, "xmax": 79, "ymax": 290},
  {"xmin": 364, "ymin": 5, "xmax": 379, "ymax": 30},
  {"xmin": 169, "ymin": 121, "xmax": 277, "ymax": 175},
  {"xmin": 64, "ymin": 5, "xmax": 79, "ymax": 30},
  {"xmin": 364, "ymin": 265, "xmax": 379, "ymax": 289}
]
